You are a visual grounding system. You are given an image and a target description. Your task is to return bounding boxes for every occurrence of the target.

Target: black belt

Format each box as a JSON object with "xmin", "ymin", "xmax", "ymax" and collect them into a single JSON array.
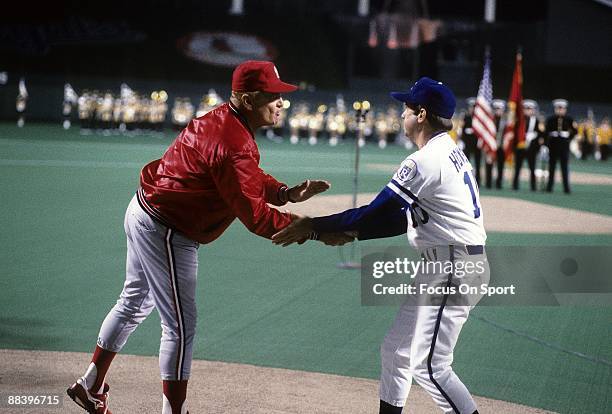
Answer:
[
  {"xmin": 466, "ymin": 245, "xmax": 484, "ymax": 255},
  {"xmin": 422, "ymin": 245, "xmax": 484, "ymax": 261}
]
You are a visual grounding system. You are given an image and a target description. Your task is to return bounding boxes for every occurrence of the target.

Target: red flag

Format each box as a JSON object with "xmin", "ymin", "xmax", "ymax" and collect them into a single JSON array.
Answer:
[{"xmin": 502, "ymin": 51, "xmax": 526, "ymax": 159}]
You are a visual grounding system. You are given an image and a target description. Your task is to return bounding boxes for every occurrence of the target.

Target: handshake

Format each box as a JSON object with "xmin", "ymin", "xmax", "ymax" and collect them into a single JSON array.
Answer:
[
  {"xmin": 272, "ymin": 216, "xmax": 356, "ymax": 247},
  {"xmin": 271, "ymin": 179, "xmax": 355, "ymax": 247}
]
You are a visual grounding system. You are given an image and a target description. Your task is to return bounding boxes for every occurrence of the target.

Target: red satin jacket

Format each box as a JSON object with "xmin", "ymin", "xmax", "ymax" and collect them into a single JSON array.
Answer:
[{"xmin": 138, "ymin": 102, "xmax": 292, "ymax": 244}]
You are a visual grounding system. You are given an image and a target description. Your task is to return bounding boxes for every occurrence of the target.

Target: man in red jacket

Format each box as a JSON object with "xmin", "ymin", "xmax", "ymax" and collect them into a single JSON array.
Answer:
[{"xmin": 67, "ymin": 61, "xmax": 352, "ymax": 414}]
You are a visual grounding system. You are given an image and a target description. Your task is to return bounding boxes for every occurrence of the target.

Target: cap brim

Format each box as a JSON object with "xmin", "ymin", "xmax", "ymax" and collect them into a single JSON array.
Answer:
[
  {"xmin": 264, "ymin": 81, "xmax": 298, "ymax": 93},
  {"xmin": 390, "ymin": 91, "xmax": 412, "ymax": 103}
]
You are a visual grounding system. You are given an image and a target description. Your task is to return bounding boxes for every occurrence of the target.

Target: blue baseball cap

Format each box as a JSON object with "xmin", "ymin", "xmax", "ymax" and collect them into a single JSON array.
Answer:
[{"xmin": 390, "ymin": 77, "xmax": 456, "ymax": 119}]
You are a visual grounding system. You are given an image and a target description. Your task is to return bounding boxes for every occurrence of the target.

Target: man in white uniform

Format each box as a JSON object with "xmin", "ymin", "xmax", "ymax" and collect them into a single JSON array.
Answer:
[{"xmin": 273, "ymin": 77, "xmax": 489, "ymax": 414}]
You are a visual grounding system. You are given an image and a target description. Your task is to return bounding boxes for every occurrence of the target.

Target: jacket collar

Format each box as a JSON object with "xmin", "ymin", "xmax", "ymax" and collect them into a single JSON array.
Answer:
[{"xmin": 228, "ymin": 101, "xmax": 255, "ymax": 140}]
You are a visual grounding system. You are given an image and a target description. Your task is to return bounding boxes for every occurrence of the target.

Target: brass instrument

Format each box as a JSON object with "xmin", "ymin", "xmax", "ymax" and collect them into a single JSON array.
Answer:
[
  {"xmin": 288, "ymin": 102, "xmax": 310, "ymax": 144},
  {"xmin": 307, "ymin": 104, "xmax": 327, "ymax": 145},
  {"xmin": 171, "ymin": 97, "xmax": 194, "ymax": 129},
  {"xmin": 150, "ymin": 90, "xmax": 168, "ymax": 131}
]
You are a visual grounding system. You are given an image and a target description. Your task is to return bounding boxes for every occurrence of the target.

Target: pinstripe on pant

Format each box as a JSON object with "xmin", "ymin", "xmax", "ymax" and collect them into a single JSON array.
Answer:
[{"xmin": 379, "ymin": 246, "xmax": 489, "ymax": 414}]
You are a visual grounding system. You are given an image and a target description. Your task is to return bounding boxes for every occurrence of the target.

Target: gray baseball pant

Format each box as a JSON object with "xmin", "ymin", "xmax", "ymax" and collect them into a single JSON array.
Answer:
[
  {"xmin": 379, "ymin": 245, "xmax": 490, "ymax": 414},
  {"xmin": 97, "ymin": 195, "xmax": 199, "ymax": 380}
]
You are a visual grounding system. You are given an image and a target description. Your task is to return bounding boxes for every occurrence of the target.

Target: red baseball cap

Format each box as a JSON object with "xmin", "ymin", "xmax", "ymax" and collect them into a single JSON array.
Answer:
[{"xmin": 232, "ymin": 61, "xmax": 298, "ymax": 93}]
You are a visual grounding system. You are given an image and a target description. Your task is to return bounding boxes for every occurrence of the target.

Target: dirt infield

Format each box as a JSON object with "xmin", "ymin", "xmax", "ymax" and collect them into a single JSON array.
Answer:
[
  {"xmin": 0, "ymin": 349, "xmax": 555, "ymax": 413},
  {"xmin": 278, "ymin": 193, "xmax": 612, "ymax": 234}
]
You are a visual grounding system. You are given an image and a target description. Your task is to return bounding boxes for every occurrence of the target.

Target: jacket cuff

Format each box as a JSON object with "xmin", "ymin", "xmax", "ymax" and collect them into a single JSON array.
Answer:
[{"xmin": 277, "ymin": 184, "xmax": 289, "ymax": 205}]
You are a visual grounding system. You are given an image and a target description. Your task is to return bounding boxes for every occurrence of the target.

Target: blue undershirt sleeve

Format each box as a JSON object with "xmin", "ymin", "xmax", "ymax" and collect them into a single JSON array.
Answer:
[
  {"xmin": 312, "ymin": 187, "xmax": 409, "ymax": 240},
  {"xmin": 356, "ymin": 205, "xmax": 407, "ymax": 240}
]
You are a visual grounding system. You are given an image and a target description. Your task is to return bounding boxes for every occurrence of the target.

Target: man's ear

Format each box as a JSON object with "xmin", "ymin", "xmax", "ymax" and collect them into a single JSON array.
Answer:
[
  {"xmin": 241, "ymin": 94, "xmax": 254, "ymax": 110},
  {"xmin": 417, "ymin": 107, "xmax": 427, "ymax": 123}
]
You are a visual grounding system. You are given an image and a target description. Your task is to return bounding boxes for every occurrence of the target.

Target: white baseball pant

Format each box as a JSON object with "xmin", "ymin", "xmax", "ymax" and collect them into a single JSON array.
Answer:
[
  {"xmin": 97, "ymin": 195, "xmax": 199, "ymax": 380},
  {"xmin": 379, "ymin": 245, "xmax": 490, "ymax": 414}
]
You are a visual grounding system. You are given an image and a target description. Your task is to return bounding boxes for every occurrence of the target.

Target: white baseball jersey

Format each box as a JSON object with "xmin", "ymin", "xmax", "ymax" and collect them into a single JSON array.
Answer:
[{"xmin": 386, "ymin": 132, "xmax": 486, "ymax": 249}]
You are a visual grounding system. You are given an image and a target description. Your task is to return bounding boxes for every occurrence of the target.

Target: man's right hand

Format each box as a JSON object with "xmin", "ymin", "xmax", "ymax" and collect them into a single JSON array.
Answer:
[{"xmin": 272, "ymin": 217, "xmax": 314, "ymax": 246}]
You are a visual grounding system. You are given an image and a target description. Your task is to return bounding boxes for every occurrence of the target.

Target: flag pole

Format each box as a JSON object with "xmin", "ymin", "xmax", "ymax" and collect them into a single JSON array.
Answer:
[{"xmin": 337, "ymin": 100, "xmax": 369, "ymax": 270}]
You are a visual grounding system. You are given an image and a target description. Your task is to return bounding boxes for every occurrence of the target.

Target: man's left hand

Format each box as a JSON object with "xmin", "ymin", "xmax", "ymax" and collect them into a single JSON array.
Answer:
[{"xmin": 288, "ymin": 180, "xmax": 330, "ymax": 203}]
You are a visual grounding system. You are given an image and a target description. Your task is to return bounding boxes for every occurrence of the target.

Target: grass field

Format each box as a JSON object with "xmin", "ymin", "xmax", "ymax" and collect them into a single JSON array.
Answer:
[{"xmin": 1, "ymin": 123, "xmax": 611, "ymax": 413}]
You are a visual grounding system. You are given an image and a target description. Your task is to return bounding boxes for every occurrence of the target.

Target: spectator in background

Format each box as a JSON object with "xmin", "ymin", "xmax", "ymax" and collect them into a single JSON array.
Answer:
[
  {"xmin": 596, "ymin": 117, "xmax": 610, "ymax": 161},
  {"xmin": 545, "ymin": 99, "xmax": 577, "ymax": 194},
  {"xmin": 459, "ymin": 97, "xmax": 482, "ymax": 186},
  {"xmin": 513, "ymin": 99, "xmax": 545, "ymax": 191},
  {"xmin": 577, "ymin": 116, "xmax": 596, "ymax": 160},
  {"xmin": 484, "ymin": 99, "xmax": 505, "ymax": 189},
  {"xmin": 16, "ymin": 77, "xmax": 28, "ymax": 128}
]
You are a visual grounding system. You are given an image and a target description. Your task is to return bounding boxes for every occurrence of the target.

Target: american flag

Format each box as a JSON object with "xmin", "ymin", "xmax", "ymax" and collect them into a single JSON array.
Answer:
[{"xmin": 472, "ymin": 50, "xmax": 498, "ymax": 160}]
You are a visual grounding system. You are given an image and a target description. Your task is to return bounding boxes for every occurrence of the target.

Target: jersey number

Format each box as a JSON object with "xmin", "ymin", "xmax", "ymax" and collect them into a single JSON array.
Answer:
[{"xmin": 463, "ymin": 171, "xmax": 481, "ymax": 218}]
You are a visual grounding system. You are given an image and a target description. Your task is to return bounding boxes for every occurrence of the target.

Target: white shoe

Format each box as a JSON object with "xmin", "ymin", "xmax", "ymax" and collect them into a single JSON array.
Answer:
[{"xmin": 67, "ymin": 378, "xmax": 112, "ymax": 413}]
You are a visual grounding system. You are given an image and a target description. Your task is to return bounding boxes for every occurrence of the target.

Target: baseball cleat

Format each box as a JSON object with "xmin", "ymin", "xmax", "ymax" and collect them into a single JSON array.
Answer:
[{"xmin": 67, "ymin": 378, "xmax": 112, "ymax": 414}]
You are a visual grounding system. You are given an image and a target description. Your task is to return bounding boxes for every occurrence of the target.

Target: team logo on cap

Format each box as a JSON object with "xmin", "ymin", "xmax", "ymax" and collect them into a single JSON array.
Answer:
[
  {"xmin": 273, "ymin": 65, "xmax": 280, "ymax": 79},
  {"xmin": 397, "ymin": 159, "xmax": 417, "ymax": 181}
]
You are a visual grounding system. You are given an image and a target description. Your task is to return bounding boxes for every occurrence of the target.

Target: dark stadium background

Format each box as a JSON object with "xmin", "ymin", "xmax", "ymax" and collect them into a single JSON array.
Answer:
[{"xmin": 0, "ymin": 0, "xmax": 610, "ymax": 123}]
